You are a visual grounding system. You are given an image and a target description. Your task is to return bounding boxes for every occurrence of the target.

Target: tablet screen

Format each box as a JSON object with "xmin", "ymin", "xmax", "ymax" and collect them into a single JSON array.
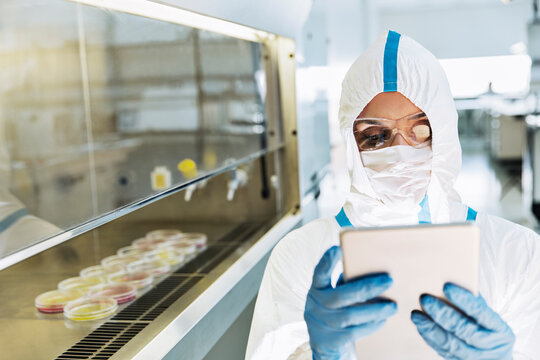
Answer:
[{"xmin": 340, "ymin": 223, "xmax": 479, "ymax": 360}]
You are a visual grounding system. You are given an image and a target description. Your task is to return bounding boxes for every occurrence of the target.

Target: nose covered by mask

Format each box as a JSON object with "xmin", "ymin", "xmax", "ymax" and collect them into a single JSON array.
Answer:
[{"xmin": 360, "ymin": 145, "xmax": 433, "ymax": 207}]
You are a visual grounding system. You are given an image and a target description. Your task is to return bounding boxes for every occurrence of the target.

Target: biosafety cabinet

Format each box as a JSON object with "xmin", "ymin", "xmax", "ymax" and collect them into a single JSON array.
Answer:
[{"xmin": 0, "ymin": 1, "xmax": 303, "ymax": 359}]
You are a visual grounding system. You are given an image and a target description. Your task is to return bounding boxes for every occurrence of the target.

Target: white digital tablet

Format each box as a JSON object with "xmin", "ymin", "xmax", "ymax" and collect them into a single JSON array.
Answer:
[{"xmin": 340, "ymin": 223, "xmax": 480, "ymax": 360}]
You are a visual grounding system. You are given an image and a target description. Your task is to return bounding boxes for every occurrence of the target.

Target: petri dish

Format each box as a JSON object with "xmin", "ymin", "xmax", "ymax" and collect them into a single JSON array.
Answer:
[
  {"xmin": 132, "ymin": 237, "xmax": 167, "ymax": 249},
  {"xmin": 175, "ymin": 233, "xmax": 207, "ymax": 251},
  {"xmin": 108, "ymin": 271, "xmax": 153, "ymax": 289},
  {"xmin": 101, "ymin": 254, "xmax": 140, "ymax": 270},
  {"xmin": 127, "ymin": 259, "xmax": 171, "ymax": 277},
  {"xmin": 58, "ymin": 276, "xmax": 104, "ymax": 292},
  {"xmin": 35, "ymin": 289, "xmax": 84, "ymax": 313},
  {"xmin": 159, "ymin": 239, "xmax": 197, "ymax": 256},
  {"xmin": 146, "ymin": 229, "xmax": 181, "ymax": 241},
  {"xmin": 144, "ymin": 247, "xmax": 185, "ymax": 266},
  {"xmin": 80, "ymin": 265, "xmax": 121, "ymax": 280},
  {"xmin": 64, "ymin": 296, "xmax": 118, "ymax": 321},
  {"xmin": 86, "ymin": 283, "xmax": 137, "ymax": 304},
  {"xmin": 117, "ymin": 245, "xmax": 152, "ymax": 257}
]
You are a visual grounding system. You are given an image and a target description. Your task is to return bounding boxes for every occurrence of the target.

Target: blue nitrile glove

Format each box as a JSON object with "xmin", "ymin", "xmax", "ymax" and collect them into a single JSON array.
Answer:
[
  {"xmin": 411, "ymin": 282, "xmax": 515, "ymax": 360},
  {"xmin": 304, "ymin": 246, "xmax": 397, "ymax": 360}
]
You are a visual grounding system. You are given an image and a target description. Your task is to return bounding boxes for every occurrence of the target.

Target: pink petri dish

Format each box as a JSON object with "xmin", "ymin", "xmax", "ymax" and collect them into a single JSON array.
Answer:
[
  {"xmin": 101, "ymin": 254, "xmax": 140, "ymax": 270},
  {"xmin": 35, "ymin": 289, "xmax": 84, "ymax": 313},
  {"xmin": 132, "ymin": 237, "xmax": 167, "ymax": 249},
  {"xmin": 127, "ymin": 259, "xmax": 171, "ymax": 277},
  {"xmin": 175, "ymin": 233, "xmax": 207, "ymax": 250},
  {"xmin": 86, "ymin": 283, "xmax": 137, "ymax": 304},
  {"xmin": 108, "ymin": 271, "xmax": 153, "ymax": 289},
  {"xmin": 146, "ymin": 229, "xmax": 181, "ymax": 241},
  {"xmin": 159, "ymin": 239, "xmax": 197, "ymax": 256}
]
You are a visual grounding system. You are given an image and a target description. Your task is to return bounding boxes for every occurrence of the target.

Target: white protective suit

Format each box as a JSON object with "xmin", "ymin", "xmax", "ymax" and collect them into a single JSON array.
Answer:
[{"xmin": 245, "ymin": 30, "xmax": 540, "ymax": 360}]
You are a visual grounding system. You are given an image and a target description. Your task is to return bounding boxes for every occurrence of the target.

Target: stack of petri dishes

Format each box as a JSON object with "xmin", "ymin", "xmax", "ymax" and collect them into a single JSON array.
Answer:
[{"xmin": 35, "ymin": 228, "xmax": 208, "ymax": 321}]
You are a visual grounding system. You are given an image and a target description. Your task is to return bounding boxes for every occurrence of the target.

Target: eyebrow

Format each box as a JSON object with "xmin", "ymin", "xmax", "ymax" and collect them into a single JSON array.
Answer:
[
  {"xmin": 409, "ymin": 112, "xmax": 427, "ymax": 120},
  {"xmin": 353, "ymin": 119, "xmax": 384, "ymax": 125}
]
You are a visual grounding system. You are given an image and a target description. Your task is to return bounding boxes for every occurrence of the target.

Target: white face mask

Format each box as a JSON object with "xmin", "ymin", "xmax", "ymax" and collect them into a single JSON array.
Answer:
[{"xmin": 360, "ymin": 145, "xmax": 432, "ymax": 207}]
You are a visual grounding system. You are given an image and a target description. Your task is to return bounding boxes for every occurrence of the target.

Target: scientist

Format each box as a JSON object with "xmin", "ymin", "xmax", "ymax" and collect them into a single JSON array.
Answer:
[{"xmin": 245, "ymin": 30, "xmax": 540, "ymax": 360}]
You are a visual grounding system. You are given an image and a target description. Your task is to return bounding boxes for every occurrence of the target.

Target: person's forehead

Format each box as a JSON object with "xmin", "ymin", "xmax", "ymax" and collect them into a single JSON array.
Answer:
[{"xmin": 357, "ymin": 91, "xmax": 422, "ymax": 119}]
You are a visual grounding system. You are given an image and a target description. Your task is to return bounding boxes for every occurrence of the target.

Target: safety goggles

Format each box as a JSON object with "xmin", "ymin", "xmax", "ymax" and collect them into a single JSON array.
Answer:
[{"xmin": 353, "ymin": 112, "xmax": 432, "ymax": 151}]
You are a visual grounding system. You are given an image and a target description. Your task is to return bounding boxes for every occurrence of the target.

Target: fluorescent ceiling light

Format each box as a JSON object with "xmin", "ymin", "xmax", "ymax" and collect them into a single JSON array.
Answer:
[
  {"xmin": 70, "ymin": 0, "xmax": 274, "ymax": 42},
  {"xmin": 439, "ymin": 54, "xmax": 531, "ymax": 98}
]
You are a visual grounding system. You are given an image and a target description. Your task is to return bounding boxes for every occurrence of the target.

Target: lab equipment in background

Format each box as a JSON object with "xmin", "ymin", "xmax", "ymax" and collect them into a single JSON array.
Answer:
[
  {"xmin": 151, "ymin": 166, "xmax": 172, "ymax": 191},
  {"xmin": 177, "ymin": 159, "xmax": 209, "ymax": 202},
  {"xmin": 178, "ymin": 159, "xmax": 199, "ymax": 201},
  {"xmin": 490, "ymin": 114, "xmax": 526, "ymax": 161},
  {"xmin": 227, "ymin": 167, "xmax": 248, "ymax": 201},
  {"xmin": 525, "ymin": 114, "xmax": 540, "ymax": 220},
  {"xmin": 529, "ymin": 15, "xmax": 540, "ymax": 93}
]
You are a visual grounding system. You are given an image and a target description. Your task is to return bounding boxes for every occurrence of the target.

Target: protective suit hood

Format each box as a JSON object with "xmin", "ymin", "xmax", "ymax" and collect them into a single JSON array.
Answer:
[{"xmin": 339, "ymin": 30, "xmax": 465, "ymax": 225}]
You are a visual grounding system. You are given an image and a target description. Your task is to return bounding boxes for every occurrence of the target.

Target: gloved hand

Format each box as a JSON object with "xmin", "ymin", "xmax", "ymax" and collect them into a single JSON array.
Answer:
[
  {"xmin": 411, "ymin": 282, "xmax": 515, "ymax": 360},
  {"xmin": 304, "ymin": 246, "xmax": 397, "ymax": 360}
]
